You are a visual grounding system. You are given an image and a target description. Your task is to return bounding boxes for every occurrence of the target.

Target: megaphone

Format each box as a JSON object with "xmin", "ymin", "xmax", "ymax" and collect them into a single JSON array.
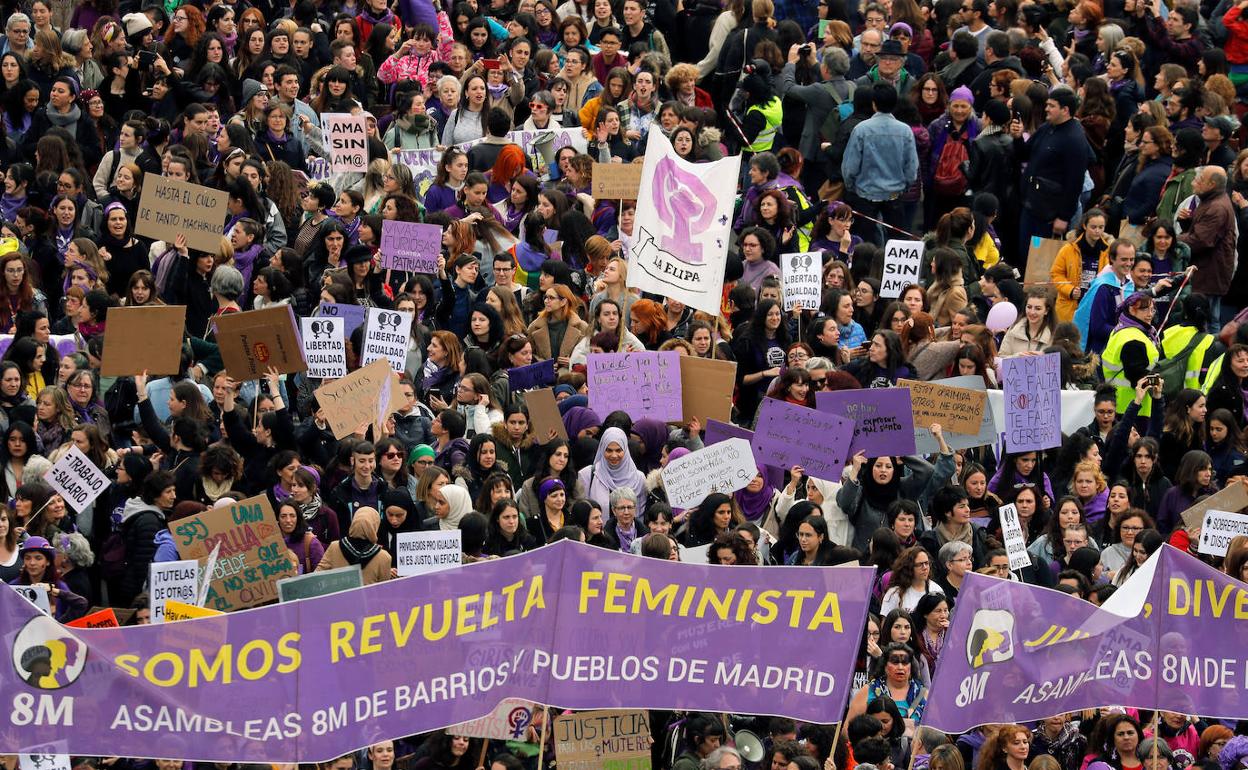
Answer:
[
  {"xmin": 531, "ymin": 131, "xmax": 559, "ymax": 167},
  {"xmin": 733, "ymin": 730, "xmax": 766, "ymax": 764}
]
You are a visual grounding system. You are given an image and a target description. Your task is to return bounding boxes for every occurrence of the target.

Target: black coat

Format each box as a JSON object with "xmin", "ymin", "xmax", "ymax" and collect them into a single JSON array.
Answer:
[
  {"xmin": 254, "ymin": 130, "xmax": 309, "ymax": 173},
  {"xmin": 22, "ymin": 106, "xmax": 103, "ymax": 169}
]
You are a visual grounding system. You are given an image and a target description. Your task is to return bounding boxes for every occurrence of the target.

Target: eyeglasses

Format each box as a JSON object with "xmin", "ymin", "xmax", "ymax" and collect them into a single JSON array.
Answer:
[
  {"xmin": 529, "ymin": 102, "xmax": 548, "ymax": 110},
  {"xmin": 887, "ymin": 655, "xmax": 911, "ymax": 665},
  {"xmin": 1121, "ymin": 524, "xmax": 1144, "ymax": 532},
  {"xmin": 544, "ymin": 294, "xmax": 560, "ymax": 302},
  {"xmin": 56, "ymin": 180, "xmax": 73, "ymax": 189},
  {"xmin": 70, "ymin": 382, "xmax": 91, "ymax": 389}
]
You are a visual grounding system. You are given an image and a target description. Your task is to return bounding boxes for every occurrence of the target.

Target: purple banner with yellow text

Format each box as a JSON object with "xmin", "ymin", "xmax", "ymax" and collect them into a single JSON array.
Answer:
[
  {"xmin": 1, "ymin": 541, "xmax": 873, "ymax": 762},
  {"xmin": 924, "ymin": 545, "xmax": 1248, "ymax": 733}
]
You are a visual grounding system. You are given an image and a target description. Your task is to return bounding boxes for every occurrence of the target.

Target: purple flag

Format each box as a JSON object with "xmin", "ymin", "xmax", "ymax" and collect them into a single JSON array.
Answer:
[
  {"xmin": 923, "ymin": 545, "xmax": 1248, "ymax": 733},
  {"xmin": 816, "ymin": 388, "xmax": 916, "ymax": 458},
  {"xmin": 3, "ymin": 541, "xmax": 873, "ymax": 762}
]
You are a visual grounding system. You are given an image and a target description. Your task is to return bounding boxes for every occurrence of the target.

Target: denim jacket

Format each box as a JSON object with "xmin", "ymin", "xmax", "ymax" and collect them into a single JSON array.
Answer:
[{"xmin": 841, "ymin": 113, "xmax": 919, "ymax": 202}]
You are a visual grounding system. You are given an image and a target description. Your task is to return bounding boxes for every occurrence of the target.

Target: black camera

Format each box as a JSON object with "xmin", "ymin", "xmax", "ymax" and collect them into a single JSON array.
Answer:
[{"xmin": 137, "ymin": 49, "xmax": 157, "ymax": 68}]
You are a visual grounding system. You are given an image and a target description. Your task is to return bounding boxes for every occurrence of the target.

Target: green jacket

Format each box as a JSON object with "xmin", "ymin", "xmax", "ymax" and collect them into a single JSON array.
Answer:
[{"xmin": 1155, "ymin": 167, "xmax": 1197, "ymax": 228}]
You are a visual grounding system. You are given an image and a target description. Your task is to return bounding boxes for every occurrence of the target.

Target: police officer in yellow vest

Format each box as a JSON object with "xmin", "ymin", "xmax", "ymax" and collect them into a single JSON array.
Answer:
[
  {"xmin": 1102, "ymin": 292, "xmax": 1161, "ymax": 417},
  {"xmin": 735, "ymin": 59, "xmax": 783, "ymax": 155}
]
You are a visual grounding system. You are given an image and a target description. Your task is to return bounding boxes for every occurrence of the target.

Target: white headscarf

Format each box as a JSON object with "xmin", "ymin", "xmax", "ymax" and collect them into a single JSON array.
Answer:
[
  {"xmin": 583, "ymin": 426, "xmax": 646, "ymax": 510},
  {"xmin": 440, "ymin": 484, "xmax": 473, "ymax": 531}
]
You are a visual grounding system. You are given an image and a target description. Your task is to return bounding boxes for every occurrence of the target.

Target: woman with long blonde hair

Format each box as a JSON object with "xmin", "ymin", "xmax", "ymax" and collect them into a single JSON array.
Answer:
[{"xmin": 34, "ymin": 385, "xmax": 75, "ymax": 452}]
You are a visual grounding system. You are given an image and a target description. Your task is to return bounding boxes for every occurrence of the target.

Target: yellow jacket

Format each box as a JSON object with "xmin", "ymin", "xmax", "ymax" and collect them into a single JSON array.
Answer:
[{"xmin": 1050, "ymin": 234, "xmax": 1111, "ymax": 322}]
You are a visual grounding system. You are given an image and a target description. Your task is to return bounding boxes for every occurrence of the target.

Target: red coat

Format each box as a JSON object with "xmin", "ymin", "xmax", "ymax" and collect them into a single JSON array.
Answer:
[
  {"xmin": 1223, "ymin": 4, "xmax": 1248, "ymax": 64},
  {"xmin": 693, "ymin": 86, "xmax": 714, "ymax": 110}
]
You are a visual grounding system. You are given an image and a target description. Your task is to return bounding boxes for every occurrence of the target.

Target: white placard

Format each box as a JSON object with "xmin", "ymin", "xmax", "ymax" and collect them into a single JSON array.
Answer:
[
  {"xmin": 360, "ymin": 307, "xmax": 413, "ymax": 374},
  {"xmin": 781, "ymin": 251, "xmax": 822, "ymax": 311},
  {"xmin": 679, "ymin": 543, "xmax": 710, "ymax": 564},
  {"xmin": 149, "ymin": 559, "xmax": 200, "ymax": 623},
  {"xmin": 661, "ymin": 438, "xmax": 757, "ymax": 509},
  {"xmin": 1197, "ymin": 509, "xmax": 1248, "ymax": 556},
  {"xmin": 301, "ymin": 316, "xmax": 347, "ymax": 379},
  {"xmin": 395, "ymin": 530, "xmax": 462, "ymax": 577},
  {"xmin": 12, "ymin": 584, "xmax": 50, "ymax": 615},
  {"xmin": 43, "ymin": 446, "xmax": 110, "ymax": 512},
  {"xmin": 324, "ymin": 112, "xmax": 369, "ymax": 173},
  {"xmin": 881, "ymin": 239, "xmax": 924, "ymax": 298},
  {"xmin": 998, "ymin": 503, "xmax": 1032, "ymax": 571},
  {"xmin": 18, "ymin": 755, "xmax": 71, "ymax": 770}
]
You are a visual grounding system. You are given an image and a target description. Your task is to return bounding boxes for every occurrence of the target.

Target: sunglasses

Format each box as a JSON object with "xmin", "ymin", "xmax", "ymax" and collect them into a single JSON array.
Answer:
[{"xmin": 887, "ymin": 655, "xmax": 911, "ymax": 665}]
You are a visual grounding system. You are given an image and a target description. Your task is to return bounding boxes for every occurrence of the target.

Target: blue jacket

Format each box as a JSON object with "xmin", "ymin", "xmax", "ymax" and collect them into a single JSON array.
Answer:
[
  {"xmin": 842, "ymin": 113, "xmax": 918, "ymax": 202},
  {"xmin": 1123, "ymin": 156, "xmax": 1172, "ymax": 225}
]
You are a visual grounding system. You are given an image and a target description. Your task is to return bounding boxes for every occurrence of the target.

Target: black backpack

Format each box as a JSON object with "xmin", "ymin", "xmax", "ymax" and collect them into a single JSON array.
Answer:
[{"xmin": 104, "ymin": 376, "xmax": 139, "ymax": 442}]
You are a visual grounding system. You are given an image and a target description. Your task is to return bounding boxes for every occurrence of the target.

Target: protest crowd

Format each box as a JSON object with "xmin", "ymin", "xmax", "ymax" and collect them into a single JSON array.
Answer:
[{"xmin": 5, "ymin": 0, "xmax": 1248, "ymax": 767}]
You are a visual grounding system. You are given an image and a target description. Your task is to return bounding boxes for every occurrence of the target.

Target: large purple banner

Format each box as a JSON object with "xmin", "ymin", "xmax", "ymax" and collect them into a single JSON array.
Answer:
[
  {"xmin": 924, "ymin": 545, "xmax": 1248, "ymax": 732},
  {"xmin": 2, "ymin": 541, "xmax": 873, "ymax": 762}
]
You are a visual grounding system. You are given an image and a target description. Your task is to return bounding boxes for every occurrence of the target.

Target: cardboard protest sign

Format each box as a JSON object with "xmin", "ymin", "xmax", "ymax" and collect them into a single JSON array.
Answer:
[
  {"xmin": 379, "ymin": 220, "xmax": 441, "ymax": 273},
  {"xmin": 587, "ymin": 351, "xmax": 682, "ymax": 422},
  {"xmin": 100, "ymin": 305, "xmax": 187, "ymax": 376},
  {"xmin": 1180, "ymin": 481, "xmax": 1248, "ymax": 532},
  {"xmin": 163, "ymin": 600, "xmax": 225, "ymax": 622},
  {"xmin": 171, "ymin": 494, "xmax": 296, "ymax": 612},
  {"xmin": 661, "ymin": 438, "xmax": 757, "ymax": 509},
  {"xmin": 324, "ymin": 113, "xmax": 369, "ymax": 173},
  {"xmin": 999, "ymin": 352, "xmax": 1062, "ymax": 452},
  {"xmin": 527, "ymin": 387, "xmax": 567, "ymax": 444},
  {"xmin": 395, "ymin": 531, "xmax": 463, "ymax": 577},
  {"xmin": 301, "ymin": 317, "xmax": 347, "ymax": 379},
  {"xmin": 816, "ymin": 388, "xmax": 916, "ymax": 457},
  {"xmin": 679, "ymin": 356, "xmax": 735, "ymax": 427},
  {"xmin": 1024, "ymin": 236, "xmax": 1064, "ymax": 287},
  {"xmin": 998, "ymin": 504, "xmax": 1033, "ymax": 570},
  {"xmin": 44, "ymin": 446, "xmax": 110, "ymax": 513},
  {"xmin": 782, "ymin": 252, "xmax": 822, "ymax": 311},
  {"xmin": 360, "ymin": 307, "xmax": 413, "ymax": 374},
  {"xmin": 150, "ymin": 560, "xmax": 200, "ymax": 623},
  {"xmin": 1198, "ymin": 510, "xmax": 1248, "ymax": 557},
  {"xmin": 277, "ymin": 565, "xmax": 363, "ymax": 603},
  {"xmin": 881, "ymin": 240, "xmax": 924, "ymax": 298},
  {"xmin": 450, "ymin": 699, "xmax": 537, "ymax": 740},
  {"xmin": 508, "ymin": 359, "xmax": 557, "ymax": 391},
  {"xmin": 135, "ymin": 175, "xmax": 229, "ymax": 253},
  {"xmin": 897, "ymin": 378, "xmax": 987, "ymax": 435},
  {"xmin": 215, "ymin": 305, "xmax": 307, "ymax": 380},
  {"xmin": 316, "ymin": 302, "xmax": 367, "ymax": 336},
  {"xmin": 65, "ymin": 608, "xmax": 120, "ymax": 629},
  {"xmin": 592, "ymin": 162, "xmax": 644, "ymax": 199},
  {"xmin": 554, "ymin": 710, "xmax": 652, "ymax": 770},
  {"xmin": 914, "ymin": 376, "xmax": 997, "ymax": 452},
  {"xmin": 314, "ymin": 358, "xmax": 405, "ymax": 439},
  {"xmin": 752, "ymin": 398, "xmax": 854, "ymax": 479}
]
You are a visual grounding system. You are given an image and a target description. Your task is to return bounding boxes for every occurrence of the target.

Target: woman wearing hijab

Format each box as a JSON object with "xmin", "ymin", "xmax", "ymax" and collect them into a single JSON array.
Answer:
[
  {"xmin": 578, "ymin": 426, "xmax": 647, "ymax": 517},
  {"xmin": 776, "ymin": 467, "xmax": 852, "ymax": 546},
  {"xmin": 435, "ymin": 483, "xmax": 474, "ymax": 532},
  {"xmin": 630, "ymin": 418, "xmax": 670, "ymax": 474},
  {"xmin": 316, "ymin": 507, "xmax": 393, "ymax": 585},
  {"xmin": 561, "ymin": 404, "xmax": 602, "ymax": 440},
  {"xmin": 734, "ymin": 468, "xmax": 778, "ymax": 530},
  {"xmin": 377, "ymin": 488, "xmax": 423, "ymax": 564}
]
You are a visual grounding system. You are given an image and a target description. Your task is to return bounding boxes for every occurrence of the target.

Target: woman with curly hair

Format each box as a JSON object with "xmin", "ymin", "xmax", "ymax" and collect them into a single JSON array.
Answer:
[
  {"xmin": 881, "ymin": 546, "xmax": 944, "ymax": 614},
  {"xmin": 710, "ymin": 530, "xmax": 756, "ymax": 565},
  {"xmin": 162, "ymin": 5, "xmax": 206, "ymax": 70},
  {"xmin": 975, "ymin": 724, "xmax": 1032, "ymax": 770}
]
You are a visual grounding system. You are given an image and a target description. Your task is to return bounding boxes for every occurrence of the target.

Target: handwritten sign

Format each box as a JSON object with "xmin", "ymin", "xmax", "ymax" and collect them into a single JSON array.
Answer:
[
  {"xmin": 781, "ymin": 252, "xmax": 822, "ymax": 311},
  {"xmin": 324, "ymin": 113, "xmax": 369, "ymax": 173},
  {"xmin": 816, "ymin": 388, "xmax": 916, "ymax": 457},
  {"xmin": 881, "ymin": 239, "xmax": 924, "ymax": 298},
  {"xmin": 44, "ymin": 446, "xmax": 110, "ymax": 513},
  {"xmin": 395, "ymin": 530, "xmax": 463, "ymax": 577},
  {"xmin": 998, "ymin": 503, "xmax": 1032, "ymax": 570},
  {"xmin": 554, "ymin": 710, "xmax": 652, "ymax": 770},
  {"xmin": 914, "ymin": 376, "xmax": 998, "ymax": 452},
  {"xmin": 450, "ymin": 699, "xmax": 537, "ymax": 740},
  {"xmin": 315, "ymin": 302, "xmax": 367, "ymax": 336},
  {"xmin": 897, "ymin": 378, "xmax": 987, "ymax": 435},
  {"xmin": 314, "ymin": 358, "xmax": 404, "ymax": 439},
  {"xmin": 100, "ymin": 305, "xmax": 187, "ymax": 376},
  {"xmin": 301, "ymin": 316, "xmax": 347, "ymax": 379},
  {"xmin": 592, "ymin": 162, "xmax": 644, "ymax": 200},
  {"xmin": 135, "ymin": 175, "xmax": 229, "ymax": 253},
  {"xmin": 1197, "ymin": 509, "xmax": 1248, "ymax": 557},
  {"xmin": 704, "ymin": 418, "xmax": 784, "ymax": 489},
  {"xmin": 215, "ymin": 305, "xmax": 307, "ymax": 381},
  {"xmin": 380, "ymin": 220, "xmax": 441, "ymax": 273},
  {"xmin": 360, "ymin": 307, "xmax": 413, "ymax": 374},
  {"xmin": 508, "ymin": 359, "xmax": 557, "ymax": 391},
  {"xmin": 163, "ymin": 600, "xmax": 225, "ymax": 622},
  {"xmin": 149, "ymin": 559, "xmax": 200, "ymax": 623},
  {"xmin": 587, "ymin": 352, "xmax": 682, "ymax": 422},
  {"xmin": 172, "ymin": 494, "xmax": 296, "ymax": 612},
  {"xmin": 999, "ymin": 352, "xmax": 1062, "ymax": 452},
  {"xmin": 751, "ymin": 398, "xmax": 854, "ymax": 479},
  {"xmin": 661, "ymin": 438, "xmax": 757, "ymax": 509}
]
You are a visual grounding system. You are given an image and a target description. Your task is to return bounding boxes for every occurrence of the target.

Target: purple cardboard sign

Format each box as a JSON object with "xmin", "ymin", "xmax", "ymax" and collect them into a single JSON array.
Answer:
[
  {"xmin": 587, "ymin": 351, "xmax": 682, "ymax": 422},
  {"xmin": 703, "ymin": 419, "xmax": 784, "ymax": 489},
  {"xmin": 379, "ymin": 220, "xmax": 442, "ymax": 273},
  {"xmin": 0, "ymin": 540, "xmax": 874, "ymax": 762},
  {"xmin": 507, "ymin": 359, "xmax": 556, "ymax": 391},
  {"xmin": 816, "ymin": 388, "xmax": 916, "ymax": 459},
  {"xmin": 1000, "ymin": 351, "xmax": 1062, "ymax": 452},
  {"xmin": 751, "ymin": 398, "xmax": 854, "ymax": 479},
  {"xmin": 315, "ymin": 302, "xmax": 367, "ymax": 336}
]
